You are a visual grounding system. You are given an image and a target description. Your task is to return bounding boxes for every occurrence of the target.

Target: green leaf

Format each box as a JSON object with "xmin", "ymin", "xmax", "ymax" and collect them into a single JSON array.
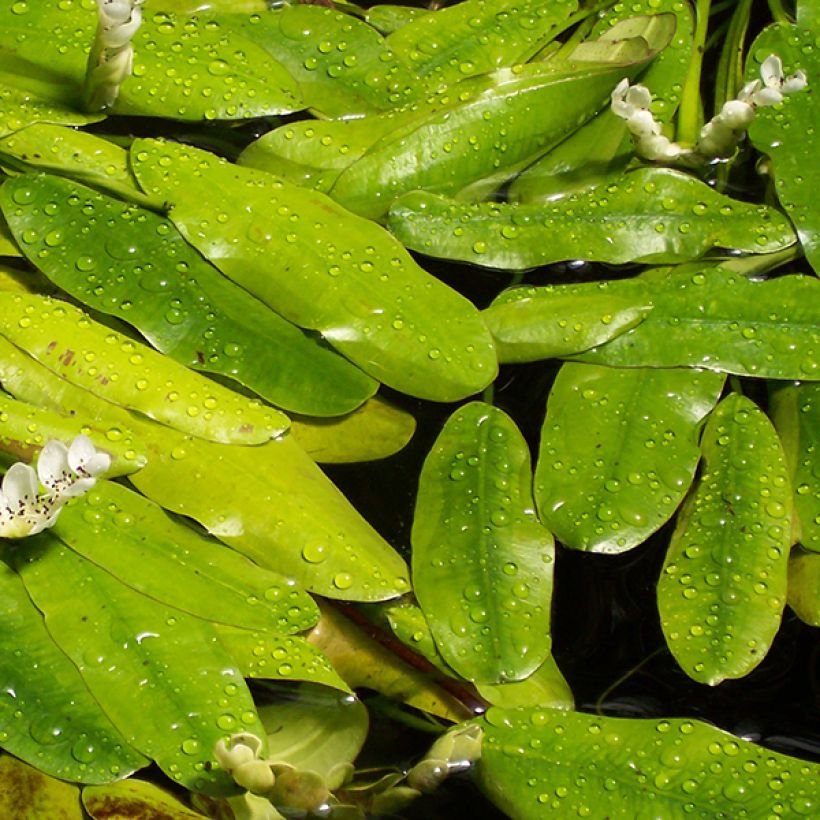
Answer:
[
  {"xmin": 387, "ymin": 168, "xmax": 797, "ymax": 269},
  {"xmin": 1, "ymin": 173, "xmax": 377, "ymax": 417},
  {"xmin": 381, "ymin": 601, "xmax": 455, "ymax": 676},
  {"xmin": 215, "ymin": 627, "xmax": 350, "ymax": 693},
  {"xmin": 747, "ymin": 23, "xmax": 820, "ymax": 275},
  {"xmin": 412, "ymin": 402, "xmax": 554, "ymax": 684},
  {"xmin": 476, "ymin": 655, "xmax": 573, "ymax": 710},
  {"xmin": 212, "ymin": 5, "xmax": 414, "ymax": 117},
  {"xmin": 0, "ymin": 81, "xmax": 102, "ymax": 140},
  {"xmin": 259, "ymin": 684, "xmax": 368, "ymax": 789},
  {"xmin": 290, "ymin": 397, "xmax": 415, "ymax": 463},
  {"xmin": 0, "ymin": 391, "xmax": 145, "ymax": 476},
  {"xmin": 384, "ymin": 0, "xmax": 577, "ymax": 94},
  {"xmin": 365, "ymin": 5, "xmax": 430, "ymax": 35},
  {"xmin": 535, "ymin": 363, "xmax": 724, "ymax": 553},
  {"xmin": 0, "ymin": 2, "xmax": 303, "ymax": 120},
  {"xmin": 53, "ymin": 481, "xmax": 318, "ymax": 634},
  {"xmin": 573, "ymin": 268, "xmax": 820, "ymax": 380},
  {"xmin": 770, "ymin": 382, "xmax": 820, "ymax": 553},
  {"xmin": 0, "ymin": 125, "xmax": 158, "ymax": 208},
  {"xmin": 482, "ymin": 280, "xmax": 652, "ymax": 363},
  {"xmin": 0, "ymin": 292, "xmax": 289, "ymax": 443},
  {"xmin": 788, "ymin": 549, "xmax": 820, "ymax": 626},
  {"xmin": 0, "ymin": 556, "xmax": 147, "ymax": 784},
  {"xmin": 508, "ymin": 0, "xmax": 693, "ymax": 204},
  {"xmin": 131, "ymin": 139, "xmax": 497, "ymax": 403},
  {"xmin": 16, "ymin": 535, "xmax": 265, "ymax": 795},
  {"xmin": 83, "ymin": 779, "xmax": 208, "ymax": 820},
  {"xmin": 0, "ymin": 754, "xmax": 83, "ymax": 819},
  {"xmin": 474, "ymin": 707, "xmax": 820, "ymax": 818},
  {"xmin": 0, "ymin": 211, "xmax": 20, "ymax": 256},
  {"xmin": 127, "ymin": 429, "xmax": 411, "ymax": 603},
  {"xmin": 332, "ymin": 62, "xmax": 653, "ymax": 221},
  {"xmin": 658, "ymin": 393, "xmax": 793, "ymax": 685},
  {"xmin": 305, "ymin": 602, "xmax": 472, "ymax": 723}
]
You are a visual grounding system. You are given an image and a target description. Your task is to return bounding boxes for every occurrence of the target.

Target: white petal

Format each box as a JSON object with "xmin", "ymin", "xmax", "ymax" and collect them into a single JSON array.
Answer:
[
  {"xmin": 626, "ymin": 84, "xmax": 652, "ymax": 110},
  {"xmin": 738, "ymin": 79, "xmax": 762, "ymax": 103},
  {"xmin": 628, "ymin": 110, "xmax": 661, "ymax": 137},
  {"xmin": 753, "ymin": 86, "xmax": 784, "ymax": 107},
  {"xmin": 57, "ymin": 477, "xmax": 97, "ymax": 499},
  {"xmin": 720, "ymin": 100, "xmax": 755, "ymax": 129},
  {"xmin": 2, "ymin": 463, "xmax": 38, "ymax": 509},
  {"xmin": 37, "ymin": 440, "xmax": 70, "ymax": 489},
  {"xmin": 782, "ymin": 71, "xmax": 807, "ymax": 94},
  {"xmin": 67, "ymin": 435, "xmax": 98, "ymax": 473},
  {"xmin": 84, "ymin": 451, "xmax": 111, "ymax": 477},
  {"xmin": 760, "ymin": 54, "xmax": 784, "ymax": 88}
]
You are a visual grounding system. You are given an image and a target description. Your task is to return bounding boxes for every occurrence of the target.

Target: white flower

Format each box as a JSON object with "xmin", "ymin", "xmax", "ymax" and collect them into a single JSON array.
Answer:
[
  {"xmin": 0, "ymin": 435, "xmax": 111, "ymax": 539},
  {"xmin": 755, "ymin": 55, "xmax": 808, "ymax": 106},
  {"xmin": 214, "ymin": 733, "xmax": 275, "ymax": 795}
]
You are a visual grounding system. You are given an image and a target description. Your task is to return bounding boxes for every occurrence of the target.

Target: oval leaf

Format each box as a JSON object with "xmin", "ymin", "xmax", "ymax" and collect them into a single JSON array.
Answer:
[
  {"xmin": 748, "ymin": 23, "xmax": 820, "ymax": 275},
  {"xmin": 535, "ymin": 362, "xmax": 724, "ymax": 553},
  {"xmin": 0, "ymin": 292, "xmax": 288, "ymax": 444},
  {"xmin": 53, "ymin": 481, "xmax": 318, "ymax": 634},
  {"xmin": 83, "ymin": 779, "xmax": 207, "ymax": 820},
  {"xmin": 574, "ymin": 268, "xmax": 820, "ymax": 381},
  {"xmin": 131, "ymin": 139, "xmax": 497, "ymax": 402},
  {"xmin": 0, "ymin": 2, "xmax": 303, "ymax": 120},
  {"xmin": 658, "ymin": 393, "xmax": 793, "ymax": 685},
  {"xmin": 1, "ymin": 173, "xmax": 377, "ymax": 417},
  {"xmin": 127, "ymin": 428, "xmax": 411, "ymax": 603},
  {"xmin": 387, "ymin": 168, "xmax": 797, "ymax": 269},
  {"xmin": 412, "ymin": 402, "xmax": 554, "ymax": 684},
  {"xmin": 16, "ymin": 536, "xmax": 265, "ymax": 795},
  {"xmin": 483, "ymin": 280, "xmax": 652, "ymax": 363},
  {"xmin": 769, "ymin": 381, "xmax": 820, "ymax": 552},
  {"xmin": 474, "ymin": 708, "xmax": 820, "ymax": 818},
  {"xmin": 788, "ymin": 549, "xmax": 820, "ymax": 627},
  {"xmin": 0, "ymin": 754, "xmax": 82, "ymax": 819},
  {"xmin": 0, "ymin": 556, "xmax": 147, "ymax": 784}
]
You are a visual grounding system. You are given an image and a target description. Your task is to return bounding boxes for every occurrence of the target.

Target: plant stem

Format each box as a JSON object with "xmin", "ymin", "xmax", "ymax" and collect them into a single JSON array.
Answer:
[
  {"xmin": 676, "ymin": 0, "xmax": 712, "ymax": 145},
  {"xmin": 767, "ymin": 0, "xmax": 794, "ymax": 24}
]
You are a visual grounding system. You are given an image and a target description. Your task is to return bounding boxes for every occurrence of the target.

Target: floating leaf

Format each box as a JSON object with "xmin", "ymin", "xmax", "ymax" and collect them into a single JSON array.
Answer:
[
  {"xmin": 54, "ymin": 481, "xmax": 318, "ymax": 634},
  {"xmin": 769, "ymin": 381, "xmax": 820, "ymax": 552},
  {"xmin": 788, "ymin": 549, "xmax": 820, "ymax": 626},
  {"xmin": 215, "ymin": 628, "xmax": 349, "ymax": 693},
  {"xmin": 0, "ymin": 125, "xmax": 157, "ymax": 207},
  {"xmin": 747, "ymin": 23, "xmax": 820, "ymax": 275},
  {"xmin": 0, "ymin": 754, "xmax": 82, "ymax": 819},
  {"xmin": 17, "ymin": 535, "xmax": 264, "ymax": 795},
  {"xmin": 0, "ymin": 81, "xmax": 102, "ymax": 140},
  {"xmin": 214, "ymin": 5, "xmax": 414, "ymax": 117},
  {"xmin": 0, "ymin": 556, "xmax": 147, "ymax": 784},
  {"xmin": 474, "ymin": 708, "xmax": 820, "ymax": 818},
  {"xmin": 476, "ymin": 655, "xmax": 573, "ymax": 710},
  {"xmin": 0, "ymin": 2, "xmax": 303, "ymax": 120},
  {"xmin": 483, "ymin": 279, "xmax": 652, "ymax": 363},
  {"xmin": 290, "ymin": 397, "xmax": 415, "ymax": 463},
  {"xmin": 366, "ymin": 4, "xmax": 429, "ymax": 35},
  {"xmin": 127, "ymin": 429, "xmax": 411, "ymax": 603},
  {"xmin": 535, "ymin": 363, "xmax": 724, "ymax": 553},
  {"xmin": 0, "ymin": 391, "xmax": 145, "ymax": 475},
  {"xmin": 259, "ymin": 684, "xmax": 368, "ymax": 789},
  {"xmin": 658, "ymin": 393, "xmax": 793, "ymax": 685},
  {"xmin": 1, "ymin": 173, "xmax": 377, "ymax": 417},
  {"xmin": 131, "ymin": 139, "xmax": 497, "ymax": 402},
  {"xmin": 413, "ymin": 402, "xmax": 554, "ymax": 683},
  {"xmin": 0, "ymin": 212, "xmax": 19, "ymax": 256},
  {"xmin": 384, "ymin": 0, "xmax": 577, "ymax": 94},
  {"xmin": 83, "ymin": 779, "xmax": 208, "ymax": 820},
  {"xmin": 387, "ymin": 168, "xmax": 797, "ymax": 269},
  {"xmin": 332, "ymin": 61, "xmax": 654, "ymax": 221},
  {"xmin": 306, "ymin": 602, "xmax": 471, "ymax": 722},
  {"xmin": 574, "ymin": 268, "xmax": 820, "ymax": 380},
  {"xmin": 0, "ymin": 292, "xmax": 288, "ymax": 443}
]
